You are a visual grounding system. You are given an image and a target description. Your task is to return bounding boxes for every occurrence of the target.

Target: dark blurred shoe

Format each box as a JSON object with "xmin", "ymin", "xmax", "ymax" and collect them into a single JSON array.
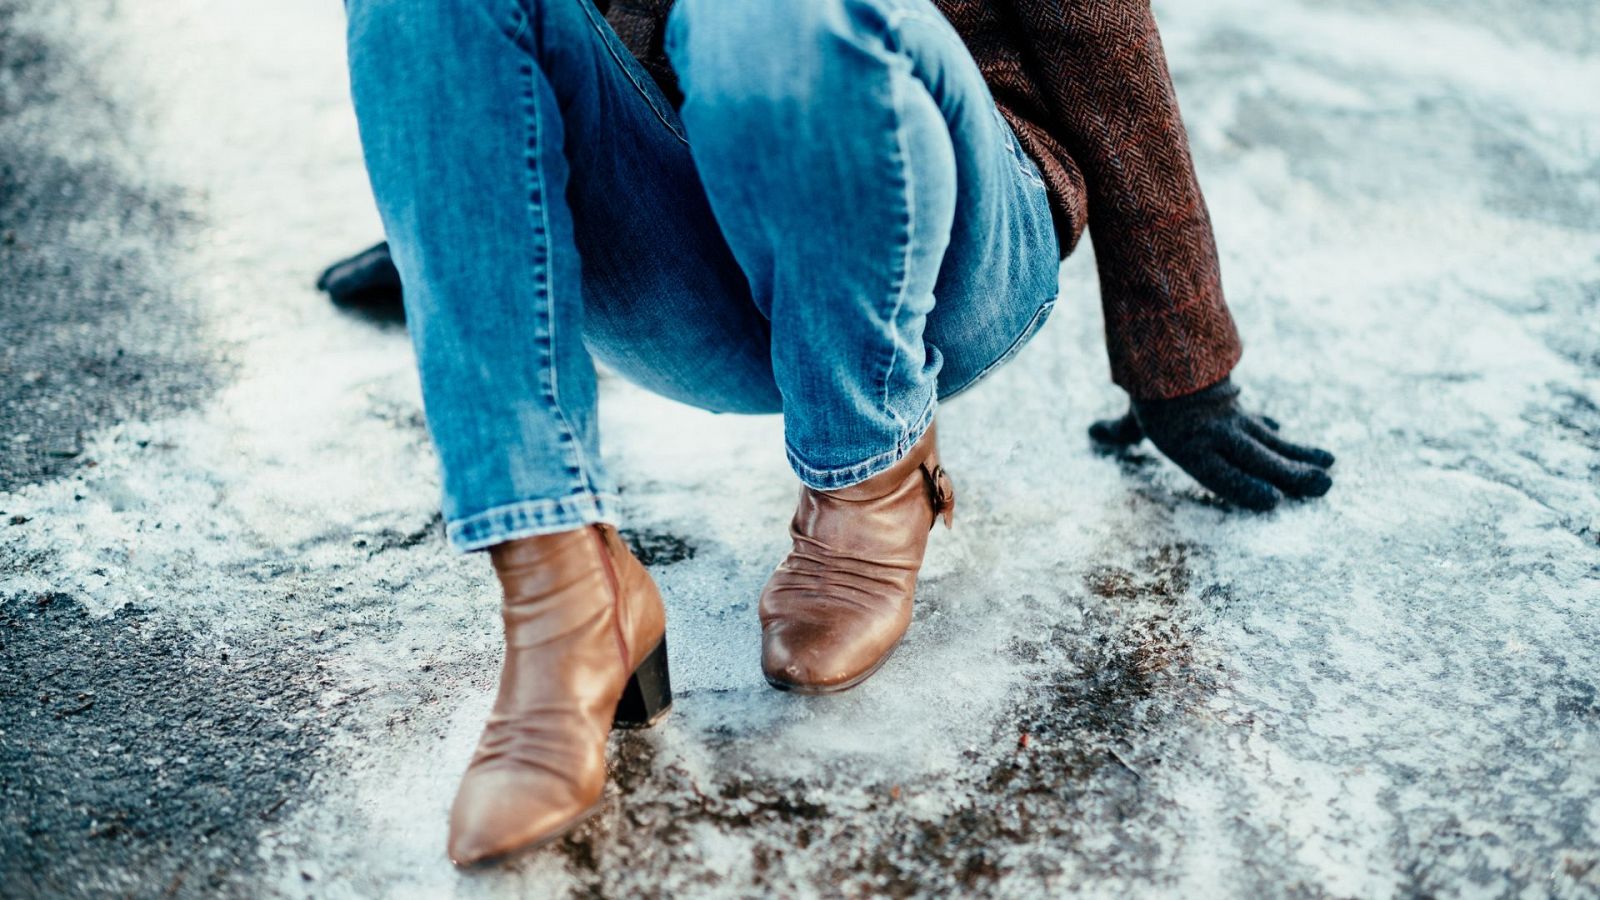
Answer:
[{"xmin": 316, "ymin": 241, "xmax": 405, "ymax": 322}]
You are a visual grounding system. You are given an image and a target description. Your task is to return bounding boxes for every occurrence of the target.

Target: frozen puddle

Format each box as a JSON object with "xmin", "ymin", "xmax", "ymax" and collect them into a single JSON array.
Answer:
[{"xmin": 1, "ymin": 0, "xmax": 1596, "ymax": 896}]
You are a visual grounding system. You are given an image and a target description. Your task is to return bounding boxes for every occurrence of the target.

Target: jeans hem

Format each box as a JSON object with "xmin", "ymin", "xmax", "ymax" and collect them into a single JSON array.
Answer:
[
  {"xmin": 785, "ymin": 394, "xmax": 937, "ymax": 491},
  {"xmin": 445, "ymin": 494, "xmax": 619, "ymax": 553}
]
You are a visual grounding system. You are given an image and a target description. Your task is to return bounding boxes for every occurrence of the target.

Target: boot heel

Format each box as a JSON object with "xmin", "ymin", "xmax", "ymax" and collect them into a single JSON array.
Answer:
[{"xmin": 613, "ymin": 637, "xmax": 672, "ymax": 728}]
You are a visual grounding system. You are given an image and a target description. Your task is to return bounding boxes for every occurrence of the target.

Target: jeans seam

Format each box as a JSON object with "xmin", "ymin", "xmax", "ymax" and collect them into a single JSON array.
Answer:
[
  {"xmin": 578, "ymin": 0, "xmax": 688, "ymax": 144},
  {"xmin": 506, "ymin": 0, "xmax": 529, "ymax": 47},
  {"xmin": 522, "ymin": 54, "xmax": 595, "ymax": 493},
  {"xmin": 879, "ymin": 67, "xmax": 916, "ymax": 436},
  {"xmin": 941, "ymin": 296, "xmax": 1058, "ymax": 402},
  {"xmin": 886, "ymin": 6, "xmax": 1043, "ymax": 195}
]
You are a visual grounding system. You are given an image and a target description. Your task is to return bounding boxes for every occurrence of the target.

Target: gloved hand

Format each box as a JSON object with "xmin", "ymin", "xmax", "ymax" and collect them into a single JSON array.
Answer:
[{"xmin": 1089, "ymin": 377, "xmax": 1334, "ymax": 511}]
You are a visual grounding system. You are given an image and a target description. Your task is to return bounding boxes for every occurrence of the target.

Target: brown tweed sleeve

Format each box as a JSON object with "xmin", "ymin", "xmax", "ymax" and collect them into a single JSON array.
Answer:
[{"xmin": 999, "ymin": 0, "xmax": 1241, "ymax": 400}]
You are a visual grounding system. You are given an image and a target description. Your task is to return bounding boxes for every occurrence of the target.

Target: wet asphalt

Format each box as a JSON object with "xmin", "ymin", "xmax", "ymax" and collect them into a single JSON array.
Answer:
[
  {"xmin": 0, "ymin": 2, "xmax": 283, "ymax": 895},
  {"xmin": 0, "ymin": 0, "xmax": 216, "ymax": 493}
]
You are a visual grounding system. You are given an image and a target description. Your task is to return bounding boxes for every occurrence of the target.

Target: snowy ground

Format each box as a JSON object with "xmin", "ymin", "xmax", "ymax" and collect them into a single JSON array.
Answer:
[{"xmin": 1, "ymin": 0, "xmax": 1597, "ymax": 897}]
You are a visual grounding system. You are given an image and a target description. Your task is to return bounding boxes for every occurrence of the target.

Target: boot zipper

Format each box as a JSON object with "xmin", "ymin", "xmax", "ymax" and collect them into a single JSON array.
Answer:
[{"xmin": 593, "ymin": 528, "xmax": 630, "ymax": 666}]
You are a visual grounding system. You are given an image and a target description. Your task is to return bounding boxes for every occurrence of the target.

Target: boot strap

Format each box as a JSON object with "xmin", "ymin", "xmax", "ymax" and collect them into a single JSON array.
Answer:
[{"xmin": 920, "ymin": 462, "xmax": 955, "ymax": 529}]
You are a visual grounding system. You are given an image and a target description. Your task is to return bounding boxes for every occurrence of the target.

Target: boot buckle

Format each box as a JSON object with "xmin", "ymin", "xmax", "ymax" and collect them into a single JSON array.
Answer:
[{"xmin": 921, "ymin": 463, "xmax": 955, "ymax": 529}]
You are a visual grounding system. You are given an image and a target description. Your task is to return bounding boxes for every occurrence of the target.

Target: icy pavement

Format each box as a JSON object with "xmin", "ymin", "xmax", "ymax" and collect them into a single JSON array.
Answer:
[{"xmin": 1, "ymin": 0, "xmax": 1596, "ymax": 896}]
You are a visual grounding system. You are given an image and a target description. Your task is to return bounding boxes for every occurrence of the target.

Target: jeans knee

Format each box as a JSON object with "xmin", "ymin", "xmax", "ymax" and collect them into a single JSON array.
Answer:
[
  {"xmin": 669, "ymin": 0, "xmax": 887, "ymax": 109},
  {"xmin": 348, "ymin": 0, "xmax": 568, "ymax": 58},
  {"xmin": 348, "ymin": 0, "xmax": 489, "ymax": 58},
  {"xmin": 346, "ymin": 0, "xmax": 404, "ymax": 44}
]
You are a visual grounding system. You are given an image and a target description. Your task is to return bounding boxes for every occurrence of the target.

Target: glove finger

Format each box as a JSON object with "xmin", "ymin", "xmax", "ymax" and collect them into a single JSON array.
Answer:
[
  {"xmin": 1222, "ymin": 432, "xmax": 1333, "ymax": 498},
  {"xmin": 1088, "ymin": 411, "xmax": 1144, "ymax": 446},
  {"xmin": 1180, "ymin": 450, "xmax": 1283, "ymax": 511},
  {"xmin": 1261, "ymin": 415, "xmax": 1281, "ymax": 431},
  {"xmin": 1245, "ymin": 419, "xmax": 1335, "ymax": 468}
]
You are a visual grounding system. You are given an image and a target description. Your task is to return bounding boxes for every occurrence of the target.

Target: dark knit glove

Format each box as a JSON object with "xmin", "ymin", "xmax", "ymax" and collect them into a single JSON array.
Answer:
[
  {"xmin": 1089, "ymin": 377, "xmax": 1334, "ymax": 511},
  {"xmin": 316, "ymin": 241, "xmax": 404, "ymax": 318}
]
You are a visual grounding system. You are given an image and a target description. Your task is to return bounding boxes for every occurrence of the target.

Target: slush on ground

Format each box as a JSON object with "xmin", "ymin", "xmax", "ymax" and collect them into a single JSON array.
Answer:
[{"xmin": 1, "ymin": 0, "xmax": 1597, "ymax": 896}]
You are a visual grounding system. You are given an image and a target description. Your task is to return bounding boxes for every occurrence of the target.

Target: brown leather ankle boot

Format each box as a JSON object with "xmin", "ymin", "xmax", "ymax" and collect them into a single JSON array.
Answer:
[
  {"xmin": 447, "ymin": 524, "xmax": 670, "ymax": 867},
  {"xmin": 760, "ymin": 423, "xmax": 955, "ymax": 694}
]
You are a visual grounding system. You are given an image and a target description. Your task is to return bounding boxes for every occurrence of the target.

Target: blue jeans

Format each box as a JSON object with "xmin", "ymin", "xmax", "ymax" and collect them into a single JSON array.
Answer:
[{"xmin": 346, "ymin": 0, "xmax": 1059, "ymax": 552}]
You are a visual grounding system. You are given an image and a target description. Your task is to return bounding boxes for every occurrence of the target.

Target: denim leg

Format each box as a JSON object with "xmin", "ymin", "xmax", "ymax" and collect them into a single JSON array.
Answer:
[
  {"xmin": 667, "ymin": 0, "xmax": 1059, "ymax": 490},
  {"xmin": 346, "ymin": 0, "xmax": 777, "ymax": 551}
]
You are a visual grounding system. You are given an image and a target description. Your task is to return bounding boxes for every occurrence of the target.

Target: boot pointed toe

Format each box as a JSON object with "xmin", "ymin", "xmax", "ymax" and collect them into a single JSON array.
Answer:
[
  {"xmin": 761, "ymin": 618, "xmax": 840, "ymax": 689},
  {"xmin": 761, "ymin": 612, "xmax": 904, "ymax": 692},
  {"xmin": 447, "ymin": 767, "xmax": 597, "ymax": 867}
]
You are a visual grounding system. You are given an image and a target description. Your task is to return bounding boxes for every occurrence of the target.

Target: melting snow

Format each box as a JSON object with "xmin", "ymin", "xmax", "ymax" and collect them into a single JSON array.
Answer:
[{"xmin": 1, "ymin": 0, "xmax": 1596, "ymax": 896}]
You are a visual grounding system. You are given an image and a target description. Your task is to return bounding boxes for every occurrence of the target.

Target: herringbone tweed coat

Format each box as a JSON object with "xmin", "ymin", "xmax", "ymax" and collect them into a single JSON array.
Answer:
[{"xmin": 600, "ymin": 0, "xmax": 1242, "ymax": 400}]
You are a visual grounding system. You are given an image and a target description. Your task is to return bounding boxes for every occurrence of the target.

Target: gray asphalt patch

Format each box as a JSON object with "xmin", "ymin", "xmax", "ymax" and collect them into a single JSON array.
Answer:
[
  {"xmin": 0, "ymin": 3, "xmax": 292, "ymax": 895},
  {"xmin": 0, "ymin": 0, "xmax": 216, "ymax": 492},
  {"xmin": 0, "ymin": 594, "xmax": 332, "ymax": 899}
]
